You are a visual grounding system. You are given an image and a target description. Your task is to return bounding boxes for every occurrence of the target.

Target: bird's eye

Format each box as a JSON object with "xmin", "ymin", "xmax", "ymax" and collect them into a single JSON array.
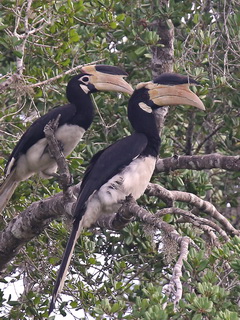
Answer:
[{"xmin": 79, "ymin": 76, "xmax": 90, "ymax": 83}]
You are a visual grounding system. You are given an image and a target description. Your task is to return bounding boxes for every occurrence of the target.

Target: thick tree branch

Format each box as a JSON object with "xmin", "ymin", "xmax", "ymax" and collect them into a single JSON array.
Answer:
[
  {"xmin": 146, "ymin": 183, "xmax": 240, "ymax": 236},
  {"xmin": 156, "ymin": 153, "xmax": 240, "ymax": 172},
  {"xmin": 109, "ymin": 196, "xmax": 193, "ymax": 305},
  {"xmin": 0, "ymin": 192, "xmax": 64, "ymax": 270},
  {"xmin": 150, "ymin": 0, "xmax": 174, "ymax": 133},
  {"xmin": 0, "ymin": 184, "xmax": 80, "ymax": 271}
]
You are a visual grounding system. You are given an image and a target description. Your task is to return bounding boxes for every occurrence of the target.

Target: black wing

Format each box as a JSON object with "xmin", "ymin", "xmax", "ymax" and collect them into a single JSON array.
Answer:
[
  {"xmin": 5, "ymin": 104, "xmax": 77, "ymax": 174},
  {"xmin": 74, "ymin": 132, "xmax": 148, "ymax": 218}
]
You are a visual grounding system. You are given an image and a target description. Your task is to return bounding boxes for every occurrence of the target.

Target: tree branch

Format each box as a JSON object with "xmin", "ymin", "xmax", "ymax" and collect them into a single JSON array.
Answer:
[
  {"xmin": 195, "ymin": 123, "xmax": 224, "ymax": 154},
  {"xmin": 0, "ymin": 183, "xmax": 81, "ymax": 271},
  {"xmin": 107, "ymin": 196, "xmax": 193, "ymax": 306},
  {"xmin": 0, "ymin": 191, "xmax": 64, "ymax": 270},
  {"xmin": 146, "ymin": 183, "xmax": 240, "ymax": 236},
  {"xmin": 27, "ymin": 60, "xmax": 105, "ymax": 88},
  {"xmin": 156, "ymin": 207, "xmax": 229, "ymax": 242},
  {"xmin": 43, "ymin": 115, "xmax": 72, "ymax": 193},
  {"xmin": 0, "ymin": 60, "xmax": 105, "ymax": 93},
  {"xmin": 163, "ymin": 236, "xmax": 190, "ymax": 307},
  {"xmin": 156, "ymin": 153, "xmax": 240, "ymax": 172}
]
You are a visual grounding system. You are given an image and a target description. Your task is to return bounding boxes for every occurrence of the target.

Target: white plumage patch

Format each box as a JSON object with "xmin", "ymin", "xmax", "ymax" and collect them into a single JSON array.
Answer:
[
  {"xmin": 139, "ymin": 102, "xmax": 152, "ymax": 113},
  {"xmin": 80, "ymin": 84, "xmax": 90, "ymax": 94},
  {"xmin": 13, "ymin": 124, "xmax": 85, "ymax": 181},
  {"xmin": 81, "ymin": 155, "xmax": 156, "ymax": 229},
  {"xmin": 5, "ymin": 158, "xmax": 16, "ymax": 176}
]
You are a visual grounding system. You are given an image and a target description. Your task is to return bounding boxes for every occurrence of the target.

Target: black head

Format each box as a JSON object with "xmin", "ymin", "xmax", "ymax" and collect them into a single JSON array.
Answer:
[{"xmin": 66, "ymin": 65, "xmax": 133, "ymax": 103}]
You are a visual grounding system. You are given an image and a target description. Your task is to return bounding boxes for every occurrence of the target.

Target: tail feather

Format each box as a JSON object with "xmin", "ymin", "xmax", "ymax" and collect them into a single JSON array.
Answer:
[
  {"xmin": 49, "ymin": 218, "xmax": 84, "ymax": 314},
  {"xmin": 0, "ymin": 170, "xmax": 19, "ymax": 213}
]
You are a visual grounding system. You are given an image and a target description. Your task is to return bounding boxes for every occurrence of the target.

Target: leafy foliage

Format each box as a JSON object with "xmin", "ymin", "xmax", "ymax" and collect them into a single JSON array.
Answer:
[{"xmin": 0, "ymin": 0, "xmax": 239, "ymax": 319}]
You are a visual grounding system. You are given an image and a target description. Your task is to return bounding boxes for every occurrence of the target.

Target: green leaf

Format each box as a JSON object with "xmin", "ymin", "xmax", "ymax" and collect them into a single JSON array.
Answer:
[
  {"xmin": 134, "ymin": 47, "xmax": 146, "ymax": 56},
  {"xmin": 109, "ymin": 21, "xmax": 118, "ymax": 29},
  {"xmin": 70, "ymin": 300, "xmax": 78, "ymax": 308},
  {"xmin": 116, "ymin": 14, "xmax": 125, "ymax": 21},
  {"xmin": 13, "ymin": 50, "xmax": 23, "ymax": 58},
  {"xmin": 7, "ymin": 300, "xmax": 21, "ymax": 306},
  {"xmin": 192, "ymin": 314, "xmax": 203, "ymax": 320}
]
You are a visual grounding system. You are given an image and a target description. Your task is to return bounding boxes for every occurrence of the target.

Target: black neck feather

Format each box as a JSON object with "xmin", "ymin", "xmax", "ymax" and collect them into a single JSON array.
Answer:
[
  {"xmin": 66, "ymin": 84, "xmax": 94, "ymax": 130},
  {"xmin": 128, "ymin": 88, "xmax": 161, "ymax": 157}
]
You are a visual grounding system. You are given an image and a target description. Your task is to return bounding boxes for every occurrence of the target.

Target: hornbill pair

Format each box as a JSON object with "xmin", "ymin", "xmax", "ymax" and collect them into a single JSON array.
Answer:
[
  {"xmin": 0, "ymin": 65, "xmax": 205, "ymax": 313},
  {"xmin": 49, "ymin": 73, "xmax": 204, "ymax": 313}
]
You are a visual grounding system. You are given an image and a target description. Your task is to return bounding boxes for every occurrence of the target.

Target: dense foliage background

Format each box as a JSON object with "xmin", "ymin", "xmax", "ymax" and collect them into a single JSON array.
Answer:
[{"xmin": 0, "ymin": 0, "xmax": 239, "ymax": 319}]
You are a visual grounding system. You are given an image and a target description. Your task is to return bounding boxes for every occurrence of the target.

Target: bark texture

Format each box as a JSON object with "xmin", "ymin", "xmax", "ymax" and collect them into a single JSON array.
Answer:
[{"xmin": 156, "ymin": 153, "xmax": 240, "ymax": 172}]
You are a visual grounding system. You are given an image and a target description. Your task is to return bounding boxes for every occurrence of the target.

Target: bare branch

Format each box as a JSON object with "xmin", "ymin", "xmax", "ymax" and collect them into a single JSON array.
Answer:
[
  {"xmin": 156, "ymin": 207, "xmax": 229, "ymax": 242},
  {"xmin": 156, "ymin": 153, "xmax": 240, "ymax": 172},
  {"xmin": 146, "ymin": 183, "xmax": 240, "ymax": 236},
  {"xmin": 27, "ymin": 60, "xmax": 105, "ymax": 88},
  {"xmin": 164, "ymin": 236, "xmax": 190, "ymax": 307},
  {"xmin": 109, "ymin": 196, "xmax": 193, "ymax": 306},
  {"xmin": 0, "ymin": 192, "xmax": 63, "ymax": 270},
  {"xmin": 0, "ymin": 60, "xmax": 105, "ymax": 93},
  {"xmin": 111, "ymin": 195, "xmax": 191, "ymax": 246},
  {"xmin": 177, "ymin": 216, "xmax": 221, "ymax": 247}
]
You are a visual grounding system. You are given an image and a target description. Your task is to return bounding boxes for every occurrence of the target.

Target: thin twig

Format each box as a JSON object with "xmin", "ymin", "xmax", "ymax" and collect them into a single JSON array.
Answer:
[
  {"xmin": 27, "ymin": 60, "xmax": 105, "ymax": 88},
  {"xmin": 195, "ymin": 122, "xmax": 224, "ymax": 154}
]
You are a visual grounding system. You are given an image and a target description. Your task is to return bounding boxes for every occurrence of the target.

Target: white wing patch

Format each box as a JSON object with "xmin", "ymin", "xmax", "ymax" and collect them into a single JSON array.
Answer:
[
  {"xmin": 81, "ymin": 155, "xmax": 156, "ymax": 229},
  {"xmin": 11, "ymin": 124, "xmax": 85, "ymax": 181},
  {"xmin": 139, "ymin": 102, "xmax": 152, "ymax": 113},
  {"xmin": 5, "ymin": 158, "xmax": 16, "ymax": 176}
]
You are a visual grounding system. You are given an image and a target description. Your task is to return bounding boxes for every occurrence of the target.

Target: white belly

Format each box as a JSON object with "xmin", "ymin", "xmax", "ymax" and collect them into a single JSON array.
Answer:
[
  {"xmin": 55, "ymin": 124, "xmax": 85, "ymax": 156},
  {"xmin": 14, "ymin": 124, "xmax": 85, "ymax": 180},
  {"xmin": 81, "ymin": 156, "xmax": 156, "ymax": 228}
]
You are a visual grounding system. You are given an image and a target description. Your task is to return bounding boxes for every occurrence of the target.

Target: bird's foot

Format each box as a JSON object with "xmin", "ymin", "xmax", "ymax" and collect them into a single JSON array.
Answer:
[
  {"xmin": 42, "ymin": 171, "xmax": 73, "ymax": 190},
  {"xmin": 55, "ymin": 172, "xmax": 74, "ymax": 191}
]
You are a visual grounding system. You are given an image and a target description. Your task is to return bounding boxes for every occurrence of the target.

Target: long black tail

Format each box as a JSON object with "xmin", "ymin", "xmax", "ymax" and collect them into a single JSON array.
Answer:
[{"xmin": 49, "ymin": 218, "xmax": 83, "ymax": 314}]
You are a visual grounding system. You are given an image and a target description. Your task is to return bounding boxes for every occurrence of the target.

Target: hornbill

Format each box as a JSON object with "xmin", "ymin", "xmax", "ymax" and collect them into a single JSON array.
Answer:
[
  {"xmin": 49, "ymin": 73, "xmax": 205, "ymax": 313},
  {"xmin": 0, "ymin": 65, "xmax": 133, "ymax": 213}
]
